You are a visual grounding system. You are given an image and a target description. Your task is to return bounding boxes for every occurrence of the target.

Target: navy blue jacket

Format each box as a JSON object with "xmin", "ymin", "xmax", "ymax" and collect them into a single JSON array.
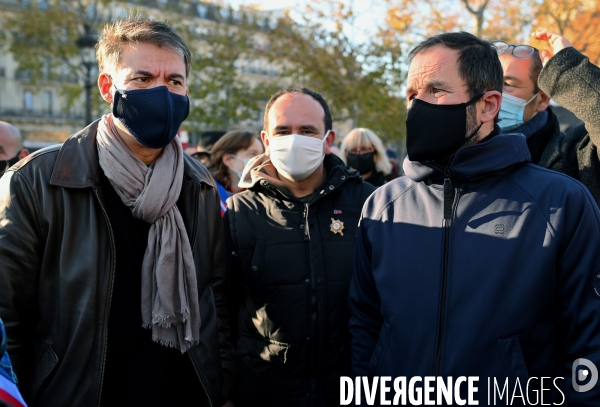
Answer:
[{"xmin": 349, "ymin": 132, "xmax": 600, "ymax": 405}]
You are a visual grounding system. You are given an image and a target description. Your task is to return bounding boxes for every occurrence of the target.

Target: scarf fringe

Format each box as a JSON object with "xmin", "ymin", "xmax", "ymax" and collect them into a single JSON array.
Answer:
[
  {"xmin": 150, "ymin": 335, "xmax": 200, "ymax": 353},
  {"xmin": 147, "ymin": 309, "xmax": 190, "ymax": 328}
]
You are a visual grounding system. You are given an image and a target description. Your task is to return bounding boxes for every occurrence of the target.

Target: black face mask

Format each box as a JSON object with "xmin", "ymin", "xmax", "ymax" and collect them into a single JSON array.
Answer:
[
  {"xmin": 113, "ymin": 86, "xmax": 190, "ymax": 149},
  {"xmin": 347, "ymin": 152, "xmax": 376, "ymax": 175},
  {"xmin": 406, "ymin": 95, "xmax": 483, "ymax": 162},
  {"xmin": 1, "ymin": 150, "xmax": 22, "ymax": 177}
]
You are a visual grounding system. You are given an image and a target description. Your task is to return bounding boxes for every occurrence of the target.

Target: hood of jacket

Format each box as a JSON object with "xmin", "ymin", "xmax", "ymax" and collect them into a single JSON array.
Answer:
[{"xmin": 403, "ymin": 131, "xmax": 531, "ymax": 184}]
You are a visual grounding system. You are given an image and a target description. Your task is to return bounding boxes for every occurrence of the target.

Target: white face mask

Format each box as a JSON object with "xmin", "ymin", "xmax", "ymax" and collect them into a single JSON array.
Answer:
[
  {"xmin": 228, "ymin": 155, "xmax": 252, "ymax": 179},
  {"xmin": 498, "ymin": 92, "xmax": 539, "ymax": 131},
  {"xmin": 267, "ymin": 130, "xmax": 330, "ymax": 181}
]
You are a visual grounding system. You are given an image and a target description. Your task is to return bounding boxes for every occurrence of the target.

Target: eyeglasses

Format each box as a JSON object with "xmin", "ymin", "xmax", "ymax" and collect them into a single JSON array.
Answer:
[
  {"xmin": 347, "ymin": 147, "xmax": 375, "ymax": 155},
  {"xmin": 492, "ymin": 41, "xmax": 538, "ymax": 59}
]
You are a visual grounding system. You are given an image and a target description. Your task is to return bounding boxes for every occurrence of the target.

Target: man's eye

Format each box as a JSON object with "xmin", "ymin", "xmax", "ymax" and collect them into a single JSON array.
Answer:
[
  {"xmin": 136, "ymin": 77, "xmax": 149, "ymax": 82},
  {"xmin": 432, "ymin": 88, "xmax": 443, "ymax": 95},
  {"xmin": 171, "ymin": 80, "xmax": 183, "ymax": 86}
]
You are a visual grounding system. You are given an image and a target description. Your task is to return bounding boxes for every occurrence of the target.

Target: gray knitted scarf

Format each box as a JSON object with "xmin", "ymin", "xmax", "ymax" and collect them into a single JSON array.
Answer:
[{"xmin": 96, "ymin": 114, "xmax": 200, "ymax": 352}]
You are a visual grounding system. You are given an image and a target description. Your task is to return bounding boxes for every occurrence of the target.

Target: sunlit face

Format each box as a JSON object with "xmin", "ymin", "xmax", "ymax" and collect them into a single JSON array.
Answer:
[
  {"xmin": 406, "ymin": 46, "xmax": 471, "ymax": 107},
  {"xmin": 261, "ymin": 93, "xmax": 332, "ymax": 155},
  {"xmin": 499, "ymin": 54, "xmax": 542, "ymax": 122},
  {"xmin": 100, "ymin": 42, "xmax": 188, "ymax": 103}
]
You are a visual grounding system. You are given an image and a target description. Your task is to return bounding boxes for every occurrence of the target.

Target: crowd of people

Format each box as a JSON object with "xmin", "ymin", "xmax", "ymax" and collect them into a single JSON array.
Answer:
[{"xmin": 0, "ymin": 16, "xmax": 599, "ymax": 407}]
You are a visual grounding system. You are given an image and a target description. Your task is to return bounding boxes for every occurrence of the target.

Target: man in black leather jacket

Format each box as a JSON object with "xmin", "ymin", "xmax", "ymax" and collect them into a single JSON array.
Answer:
[{"xmin": 0, "ymin": 18, "xmax": 235, "ymax": 407}]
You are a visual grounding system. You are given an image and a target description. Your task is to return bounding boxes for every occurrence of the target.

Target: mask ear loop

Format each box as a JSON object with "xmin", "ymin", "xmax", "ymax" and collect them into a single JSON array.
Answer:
[
  {"xmin": 525, "ymin": 92, "xmax": 540, "ymax": 105},
  {"xmin": 439, "ymin": 93, "xmax": 485, "ymax": 162}
]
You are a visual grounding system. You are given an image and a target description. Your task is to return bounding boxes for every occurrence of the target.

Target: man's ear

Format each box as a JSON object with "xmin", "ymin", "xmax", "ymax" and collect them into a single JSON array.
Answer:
[
  {"xmin": 480, "ymin": 90, "xmax": 502, "ymax": 123},
  {"xmin": 98, "ymin": 73, "xmax": 114, "ymax": 104},
  {"xmin": 19, "ymin": 149, "xmax": 30, "ymax": 159},
  {"xmin": 535, "ymin": 91, "xmax": 551, "ymax": 113},
  {"xmin": 324, "ymin": 130, "xmax": 336, "ymax": 154},
  {"xmin": 260, "ymin": 130, "xmax": 270, "ymax": 155}
]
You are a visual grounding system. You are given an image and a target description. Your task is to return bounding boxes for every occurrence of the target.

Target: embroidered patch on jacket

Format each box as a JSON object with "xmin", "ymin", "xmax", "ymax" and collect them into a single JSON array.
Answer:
[{"xmin": 330, "ymin": 218, "xmax": 344, "ymax": 236}]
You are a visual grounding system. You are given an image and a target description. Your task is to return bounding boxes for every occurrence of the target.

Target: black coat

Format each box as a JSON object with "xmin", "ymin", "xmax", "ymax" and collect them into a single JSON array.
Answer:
[
  {"xmin": 225, "ymin": 153, "xmax": 375, "ymax": 407},
  {"xmin": 538, "ymin": 47, "xmax": 600, "ymax": 208},
  {"xmin": 0, "ymin": 122, "xmax": 236, "ymax": 406}
]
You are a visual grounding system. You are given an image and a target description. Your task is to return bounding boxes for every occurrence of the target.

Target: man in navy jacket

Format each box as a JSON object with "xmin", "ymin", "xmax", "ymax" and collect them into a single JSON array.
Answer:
[{"xmin": 349, "ymin": 32, "xmax": 600, "ymax": 405}]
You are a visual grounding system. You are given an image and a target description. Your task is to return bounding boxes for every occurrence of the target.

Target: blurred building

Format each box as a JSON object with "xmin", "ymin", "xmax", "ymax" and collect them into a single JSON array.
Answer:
[{"xmin": 0, "ymin": 0, "xmax": 283, "ymax": 146}]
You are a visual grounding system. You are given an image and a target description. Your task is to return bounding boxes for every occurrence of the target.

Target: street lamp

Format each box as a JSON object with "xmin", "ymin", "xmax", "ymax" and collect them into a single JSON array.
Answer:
[{"xmin": 76, "ymin": 26, "xmax": 98, "ymax": 126}]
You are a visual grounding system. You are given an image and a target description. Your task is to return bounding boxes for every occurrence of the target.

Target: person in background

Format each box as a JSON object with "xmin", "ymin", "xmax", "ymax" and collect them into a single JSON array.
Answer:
[
  {"xmin": 340, "ymin": 127, "xmax": 392, "ymax": 187},
  {"xmin": 494, "ymin": 30, "xmax": 600, "ymax": 207},
  {"xmin": 208, "ymin": 130, "xmax": 263, "ymax": 216},
  {"xmin": 0, "ymin": 318, "xmax": 27, "ymax": 407},
  {"xmin": 191, "ymin": 147, "xmax": 212, "ymax": 167},
  {"xmin": 385, "ymin": 148, "xmax": 402, "ymax": 181},
  {"xmin": 0, "ymin": 122, "xmax": 29, "ymax": 177}
]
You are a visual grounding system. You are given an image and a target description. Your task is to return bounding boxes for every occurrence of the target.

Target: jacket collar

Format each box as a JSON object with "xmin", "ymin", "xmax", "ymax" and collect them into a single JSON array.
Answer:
[
  {"xmin": 403, "ymin": 131, "xmax": 531, "ymax": 184},
  {"xmin": 536, "ymin": 107, "xmax": 564, "ymax": 169},
  {"xmin": 50, "ymin": 118, "xmax": 213, "ymax": 188}
]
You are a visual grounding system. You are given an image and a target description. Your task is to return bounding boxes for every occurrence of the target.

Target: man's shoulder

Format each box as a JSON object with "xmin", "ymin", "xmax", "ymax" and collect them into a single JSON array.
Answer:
[
  {"xmin": 6, "ymin": 144, "xmax": 62, "ymax": 181},
  {"xmin": 361, "ymin": 176, "xmax": 415, "ymax": 218},
  {"xmin": 511, "ymin": 163, "xmax": 597, "ymax": 206}
]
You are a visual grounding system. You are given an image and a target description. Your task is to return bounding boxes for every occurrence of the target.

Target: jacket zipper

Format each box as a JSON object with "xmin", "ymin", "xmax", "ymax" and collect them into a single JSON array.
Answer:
[
  {"xmin": 303, "ymin": 203, "xmax": 311, "ymax": 241},
  {"xmin": 93, "ymin": 187, "xmax": 117, "ymax": 407},
  {"xmin": 188, "ymin": 355, "xmax": 213, "ymax": 407},
  {"xmin": 433, "ymin": 170, "xmax": 455, "ymax": 404}
]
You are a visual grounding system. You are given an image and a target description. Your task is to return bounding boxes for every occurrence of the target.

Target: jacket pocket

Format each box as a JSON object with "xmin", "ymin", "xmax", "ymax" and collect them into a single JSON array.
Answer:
[
  {"xmin": 498, "ymin": 336, "xmax": 530, "ymax": 384},
  {"xmin": 31, "ymin": 342, "xmax": 58, "ymax": 400},
  {"xmin": 237, "ymin": 332, "xmax": 290, "ymax": 368},
  {"xmin": 367, "ymin": 321, "xmax": 391, "ymax": 376},
  {"xmin": 240, "ymin": 239, "xmax": 265, "ymax": 286}
]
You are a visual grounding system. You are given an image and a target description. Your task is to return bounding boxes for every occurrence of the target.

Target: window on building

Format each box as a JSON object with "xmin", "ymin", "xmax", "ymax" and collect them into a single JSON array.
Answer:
[
  {"xmin": 24, "ymin": 91, "xmax": 34, "ymax": 112},
  {"xmin": 42, "ymin": 91, "xmax": 52, "ymax": 114},
  {"xmin": 197, "ymin": 4, "xmax": 207, "ymax": 18}
]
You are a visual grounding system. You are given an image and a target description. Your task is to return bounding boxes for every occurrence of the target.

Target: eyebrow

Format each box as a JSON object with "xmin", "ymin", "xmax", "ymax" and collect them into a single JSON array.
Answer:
[
  {"xmin": 503, "ymin": 75, "xmax": 522, "ymax": 83},
  {"xmin": 133, "ymin": 70, "xmax": 186, "ymax": 81},
  {"xmin": 273, "ymin": 125, "xmax": 319, "ymax": 132},
  {"xmin": 406, "ymin": 79, "xmax": 451, "ymax": 95}
]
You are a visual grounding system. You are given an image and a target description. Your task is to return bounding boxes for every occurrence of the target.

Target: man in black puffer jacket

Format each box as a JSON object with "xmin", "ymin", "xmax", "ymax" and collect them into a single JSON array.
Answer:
[{"xmin": 225, "ymin": 87, "xmax": 375, "ymax": 406}]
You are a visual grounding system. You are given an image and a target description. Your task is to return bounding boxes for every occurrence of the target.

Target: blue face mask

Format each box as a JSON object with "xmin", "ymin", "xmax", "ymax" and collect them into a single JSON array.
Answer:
[
  {"xmin": 112, "ymin": 86, "xmax": 190, "ymax": 149},
  {"xmin": 498, "ymin": 92, "xmax": 539, "ymax": 131}
]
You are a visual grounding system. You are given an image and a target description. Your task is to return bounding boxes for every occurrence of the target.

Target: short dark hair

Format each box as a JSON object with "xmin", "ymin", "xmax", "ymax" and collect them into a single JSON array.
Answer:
[
  {"xmin": 408, "ymin": 32, "xmax": 503, "ymax": 98},
  {"xmin": 263, "ymin": 87, "xmax": 332, "ymax": 132},
  {"xmin": 528, "ymin": 52, "xmax": 543, "ymax": 94},
  {"xmin": 97, "ymin": 18, "xmax": 192, "ymax": 78}
]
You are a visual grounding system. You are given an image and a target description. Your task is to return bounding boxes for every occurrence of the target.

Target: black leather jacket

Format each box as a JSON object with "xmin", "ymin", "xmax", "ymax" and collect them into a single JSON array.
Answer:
[{"xmin": 0, "ymin": 121, "xmax": 236, "ymax": 406}]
